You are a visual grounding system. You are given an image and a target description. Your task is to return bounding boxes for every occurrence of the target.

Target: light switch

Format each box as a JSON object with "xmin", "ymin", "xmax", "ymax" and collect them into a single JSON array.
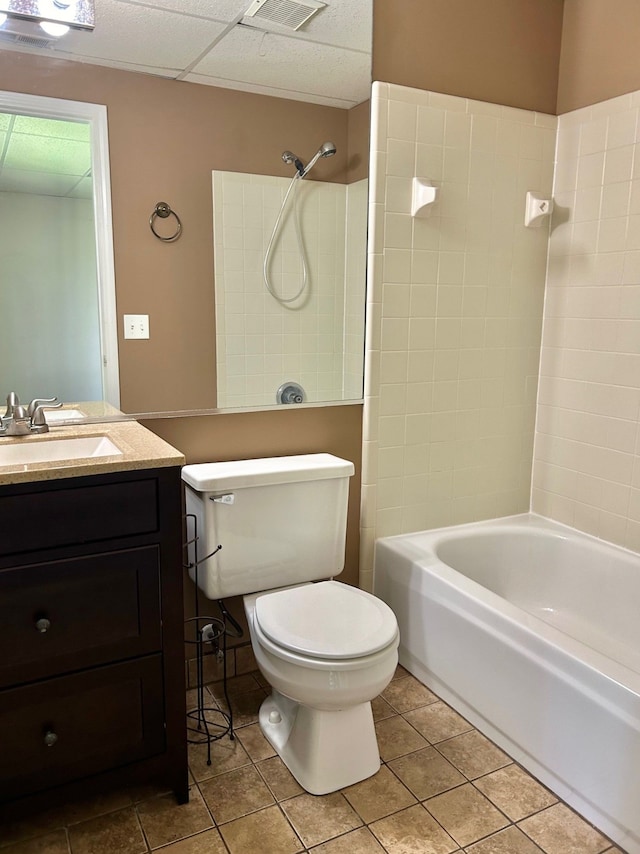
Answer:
[{"xmin": 123, "ymin": 314, "xmax": 150, "ymax": 339}]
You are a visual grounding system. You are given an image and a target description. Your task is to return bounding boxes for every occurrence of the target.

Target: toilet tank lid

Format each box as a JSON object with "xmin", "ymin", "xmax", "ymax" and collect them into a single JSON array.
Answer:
[{"xmin": 182, "ymin": 453, "xmax": 354, "ymax": 492}]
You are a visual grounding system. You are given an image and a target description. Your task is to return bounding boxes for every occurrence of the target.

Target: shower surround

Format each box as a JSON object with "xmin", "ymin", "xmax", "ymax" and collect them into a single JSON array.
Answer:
[
  {"xmin": 360, "ymin": 82, "xmax": 556, "ymax": 588},
  {"xmin": 361, "ymin": 81, "xmax": 640, "ymax": 587}
]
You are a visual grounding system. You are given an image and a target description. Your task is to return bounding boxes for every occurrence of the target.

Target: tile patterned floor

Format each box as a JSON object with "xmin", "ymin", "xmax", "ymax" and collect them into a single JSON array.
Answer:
[{"xmin": 0, "ymin": 667, "xmax": 625, "ymax": 854}]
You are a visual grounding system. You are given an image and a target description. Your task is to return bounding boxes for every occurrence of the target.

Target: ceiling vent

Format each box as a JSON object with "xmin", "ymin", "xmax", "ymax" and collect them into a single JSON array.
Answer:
[
  {"xmin": 242, "ymin": 0, "xmax": 326, "ymax": 31},
  {"xmin": 0, "ymin": 19, "xmax": 56, "ymax": 48}
]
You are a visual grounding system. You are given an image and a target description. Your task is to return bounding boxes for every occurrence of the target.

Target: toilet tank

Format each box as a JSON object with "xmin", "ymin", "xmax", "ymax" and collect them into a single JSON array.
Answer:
[{"xmin": 181, "ymin": 453, "xmax": 355, "ymax": 600}]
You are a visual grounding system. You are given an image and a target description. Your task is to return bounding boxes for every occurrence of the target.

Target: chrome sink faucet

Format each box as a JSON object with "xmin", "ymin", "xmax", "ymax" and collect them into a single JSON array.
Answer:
[{"xmin": 0, "ymin": 393, "xmax": 62, "ymax": 436}]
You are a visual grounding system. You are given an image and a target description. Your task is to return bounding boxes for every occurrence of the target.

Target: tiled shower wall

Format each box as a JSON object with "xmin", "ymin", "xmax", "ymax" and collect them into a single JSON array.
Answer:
[
  {"xmin": 360, "ymin": 82, "xmax": 556, "ymax": 588},
  {"xmin": 532, "ymin": 92, "xmax": 640, "ymax": 551},
  {"xmin": 213, "ymin": 172, "xmax": 366, "ymax": 409}
]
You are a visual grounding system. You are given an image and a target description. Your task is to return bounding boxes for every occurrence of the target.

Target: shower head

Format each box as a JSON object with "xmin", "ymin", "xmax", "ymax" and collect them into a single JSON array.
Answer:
[
  {"xmin": 282, "ymin": 142, "xmax": 337, "ymax": 178},
  {"xmin": 319, "ymin": 141, "xmax": 337, "ymax": 158},
  {"xmin": 300, "ymin": 141, "xmax": 337, "ymax": 177},
  {"xmin": 282, "ymin": 150, "xmax": 305, "ymax": 175}
]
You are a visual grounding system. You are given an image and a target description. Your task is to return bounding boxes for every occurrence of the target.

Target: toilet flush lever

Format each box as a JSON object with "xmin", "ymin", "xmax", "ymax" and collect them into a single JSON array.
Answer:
[{"xmin": 211, "ymin": 493, "xmax": 234, "ymax": 505}]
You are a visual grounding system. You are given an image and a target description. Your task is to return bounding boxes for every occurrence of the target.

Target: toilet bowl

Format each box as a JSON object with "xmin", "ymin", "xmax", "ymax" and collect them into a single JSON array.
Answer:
[
  {"xmin": 181, "ymin": 453, "xmax": 400, "ymax": 794},
  {"xmin": 244, "ymin": 580, "xmax": 399, "ymax": 794}
]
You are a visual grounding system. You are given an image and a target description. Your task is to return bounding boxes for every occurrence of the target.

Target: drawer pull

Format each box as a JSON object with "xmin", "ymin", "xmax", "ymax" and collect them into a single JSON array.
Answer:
[
  {"xmin": 43, "ymin": 730, "xmax": 58, "ymax": 748},
  {"xmin": 35, "ymin": 617, "xmax": 51, "ymax": 634}
]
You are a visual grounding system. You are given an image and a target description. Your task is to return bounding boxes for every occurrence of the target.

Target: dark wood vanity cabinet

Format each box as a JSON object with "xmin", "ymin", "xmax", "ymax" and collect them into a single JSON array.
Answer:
[{"xmin": 0, "ymin": 466, "xmax": 188, "ymax": 811}]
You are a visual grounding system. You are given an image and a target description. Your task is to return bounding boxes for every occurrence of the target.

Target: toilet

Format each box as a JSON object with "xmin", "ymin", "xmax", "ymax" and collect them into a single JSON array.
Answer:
[{"xmin": 181, "ymin": 453, "xmax": 399, "ymax": 795}]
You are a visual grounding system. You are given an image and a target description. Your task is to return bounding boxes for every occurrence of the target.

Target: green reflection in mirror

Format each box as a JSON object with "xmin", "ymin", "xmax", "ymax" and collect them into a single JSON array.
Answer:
[
  {"xmin": 0, "ymin": 112, "xmax": 102, "ymax": 403},
  {"xmin": 0, "ymin": 112, "xmax": 92, "ymax": 197}
]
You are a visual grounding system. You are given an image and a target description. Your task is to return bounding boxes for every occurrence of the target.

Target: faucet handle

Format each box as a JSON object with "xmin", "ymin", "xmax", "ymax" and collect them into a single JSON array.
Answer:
[
  {"xmin": 3, "ymin": 392, "xmax": 20, "ymax": 418},
  {"xmin": 28, "ymin": 397, "xmax": 59, "ymax": 417},
  {"xmin": 31, "ymin": 402, "xmax": 63, "ymax": 431}
]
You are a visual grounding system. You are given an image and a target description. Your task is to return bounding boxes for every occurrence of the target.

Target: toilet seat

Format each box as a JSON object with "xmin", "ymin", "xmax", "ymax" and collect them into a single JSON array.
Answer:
[
  {"xmin": 254, "ymin": 580, "xmax": 398, "ymax": 660},
  {"xmin": 251, "ymin": 616, "xmax": 398, "ymax": 673}
]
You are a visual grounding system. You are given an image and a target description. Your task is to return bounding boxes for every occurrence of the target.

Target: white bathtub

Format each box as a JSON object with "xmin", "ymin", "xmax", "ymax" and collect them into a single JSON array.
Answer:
[{"xmin": 374, "ymin": 513, "xmax": 640, "ymax": 854}]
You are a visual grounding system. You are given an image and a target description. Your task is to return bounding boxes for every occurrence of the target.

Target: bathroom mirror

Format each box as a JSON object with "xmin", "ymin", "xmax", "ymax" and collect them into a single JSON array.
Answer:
[
  {"xmin": 0, "ymin": 0, "xmax": 371, "ymax": 416},
  {"xmin": 0, "ymin": 89, "xmax": 119, "ymax": 410}
]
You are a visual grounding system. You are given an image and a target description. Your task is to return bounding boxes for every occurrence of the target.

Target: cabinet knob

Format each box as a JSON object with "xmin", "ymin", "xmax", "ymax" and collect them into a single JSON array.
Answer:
[
  {"xmin": 43, "ymin": 730, "xmax": 58, "ymax": 748},
  {"xmin": 35, "ymin": 617, "xmax": 51, "ymax": 633}
]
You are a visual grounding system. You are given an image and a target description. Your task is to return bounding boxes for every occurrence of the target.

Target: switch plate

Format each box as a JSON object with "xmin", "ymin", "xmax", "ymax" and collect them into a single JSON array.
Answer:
[{"xmin": 123, "ymin": 314, "xmax": 149, "ymax": 339}]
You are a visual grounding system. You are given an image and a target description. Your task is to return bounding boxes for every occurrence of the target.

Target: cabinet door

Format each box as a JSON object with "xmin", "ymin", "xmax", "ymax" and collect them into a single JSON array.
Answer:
[
  {"xmin": 0, "ymin": 547, "xmax": 161, "ymax": 688},
  {"xmin": 0, "ymin": 656, "xmax": 165, "ymax": 801}
]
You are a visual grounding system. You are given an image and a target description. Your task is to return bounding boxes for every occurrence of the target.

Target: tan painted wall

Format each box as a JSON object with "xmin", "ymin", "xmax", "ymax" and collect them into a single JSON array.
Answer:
[
  {"xmin": 371, "ymin": 1, "xmax": 640, "ymax": 120},
  {"xmin": 558, "ymin": 0, "xmax": 640, "ymax": 113},
  {"xmin": 372, "ymin": 0, "xmax": 563, "ymax": 114},
  {"xmin": 347, "ymin": 100, "xmax": 370, "ymax": 183}
]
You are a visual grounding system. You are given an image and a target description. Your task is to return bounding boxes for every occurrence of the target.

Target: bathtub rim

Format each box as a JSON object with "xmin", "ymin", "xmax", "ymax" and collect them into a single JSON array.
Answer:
[{"xmin": 376, "ymin": 510, "xmax": 640, "ymax": 565}]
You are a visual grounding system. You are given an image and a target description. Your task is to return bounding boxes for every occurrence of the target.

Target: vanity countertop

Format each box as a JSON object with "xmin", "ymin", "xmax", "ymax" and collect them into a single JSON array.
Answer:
[{"xmin": 0, "ymin": 419, "xmax": 185, "ymax": 486}]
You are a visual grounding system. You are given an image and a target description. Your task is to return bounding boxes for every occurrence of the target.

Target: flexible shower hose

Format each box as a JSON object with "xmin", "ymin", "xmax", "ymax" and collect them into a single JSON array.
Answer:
[{"xmin": 263, "ymin": 173, "xmax": 309, "ymax": 306}]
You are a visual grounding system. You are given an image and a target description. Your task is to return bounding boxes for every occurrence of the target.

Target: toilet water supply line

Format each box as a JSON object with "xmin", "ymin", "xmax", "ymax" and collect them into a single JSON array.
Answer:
[{"xmin": 263, "ymin": 141, "xmax": 337, "ymax": 307}]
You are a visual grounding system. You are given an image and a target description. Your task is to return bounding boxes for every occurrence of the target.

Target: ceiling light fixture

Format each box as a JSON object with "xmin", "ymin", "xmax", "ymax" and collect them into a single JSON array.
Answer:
[
  {"xmin": 39, "ymin": 18, "xmax": 68, "ymax": 35},
  {"xmin": 0, "ymin": 0, "xmax": 94, "ymax": 37}
]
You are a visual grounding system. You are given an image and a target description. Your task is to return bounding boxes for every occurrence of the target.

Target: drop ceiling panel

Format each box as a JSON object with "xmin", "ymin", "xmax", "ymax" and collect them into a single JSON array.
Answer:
[
  {"xmin": 51, "ymin": 1, "xmax": 230, "ymax": 71},
  {"xmin": 116, "ymin": 0, "xmax": 244, "ymax": 23},
  {"xmin": 117, "ymin": 0, "xmax": 250, "ymax": 23},
  {"xmin": 183, "ymin": 71, "xmax": 354, "ymax": 108},
  {"xmin": 120, "ymin": 0, "xmax": 371, "ymax": 50},
  {"xmin": 191, "ymin": 25, "xmax": 371, "ymax": 107},
  {"xmin": 4, "ymin": 135, "xmax": 91, "ymax": 174},
  {"xmin": 252, "ymin": 0, "xmax": 371, "ymax": 52},
  {"xmin": 13, "ymin": 115, "xmax": 90, "ymax": 141}
]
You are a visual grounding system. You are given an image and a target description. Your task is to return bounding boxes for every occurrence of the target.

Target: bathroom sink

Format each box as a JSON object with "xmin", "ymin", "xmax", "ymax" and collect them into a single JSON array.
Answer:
[
  {"xmin": 0, "ymin": 436, "xmax": 122, "ymax": 466},
  {"xmin": 44, "ymin": 408, "xmax": 86, "ymax": 423}
]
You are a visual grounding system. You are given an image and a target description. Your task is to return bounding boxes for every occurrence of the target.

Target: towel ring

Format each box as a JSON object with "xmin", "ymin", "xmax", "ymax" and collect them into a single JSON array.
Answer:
[{"xmin": 150, "ymin": 201, "xmax": 182, "ymax": 242}]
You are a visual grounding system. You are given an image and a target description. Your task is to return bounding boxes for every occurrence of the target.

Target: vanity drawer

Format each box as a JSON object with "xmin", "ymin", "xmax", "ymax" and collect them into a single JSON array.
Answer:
[
  {"xmin": 0, "ymin": 656, "xmax": 165, "ymax": 802},
  {"xmin": 0, "ymin": 477, "xmax": 159, "ymax": 557},
  {"xmin": 0, "ymin": 546, "xmax": 161, "ymax": 688}
]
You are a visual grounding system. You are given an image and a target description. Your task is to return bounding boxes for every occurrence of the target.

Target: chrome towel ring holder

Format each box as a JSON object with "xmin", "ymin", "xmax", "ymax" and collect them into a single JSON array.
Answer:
[{"xmin": 150, "ymin": 201, "xmax": 182, "ymax": 242}]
